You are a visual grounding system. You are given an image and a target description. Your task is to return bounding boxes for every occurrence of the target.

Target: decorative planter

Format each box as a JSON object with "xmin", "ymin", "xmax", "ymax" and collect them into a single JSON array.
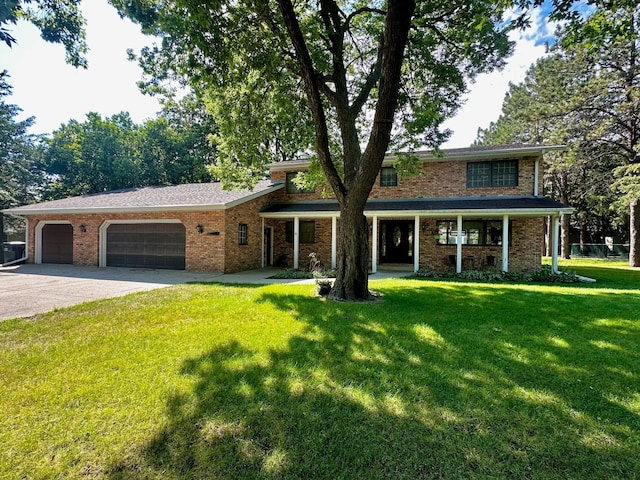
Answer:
[{"xmin": 316, "ymin": 283, "xmax": 332, "ymax": 296}]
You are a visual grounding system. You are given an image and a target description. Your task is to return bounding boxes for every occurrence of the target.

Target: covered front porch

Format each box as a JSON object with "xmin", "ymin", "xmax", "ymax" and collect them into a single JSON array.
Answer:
[{"xmin": 260, "ymin": 197, "xmax": 573, "ymax": 275}]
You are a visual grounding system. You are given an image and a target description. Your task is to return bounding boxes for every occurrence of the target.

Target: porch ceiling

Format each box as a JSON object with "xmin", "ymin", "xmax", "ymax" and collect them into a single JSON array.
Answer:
[{"xmin": 260, "ymin": 196, "xmax": 574, "ymax": 218}]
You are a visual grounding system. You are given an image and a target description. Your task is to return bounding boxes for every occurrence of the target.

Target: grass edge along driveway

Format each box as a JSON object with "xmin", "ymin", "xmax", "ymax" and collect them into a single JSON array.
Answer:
[{"xmin": 1, "ymin": 260, "xmax": 639, "ymax": 479}]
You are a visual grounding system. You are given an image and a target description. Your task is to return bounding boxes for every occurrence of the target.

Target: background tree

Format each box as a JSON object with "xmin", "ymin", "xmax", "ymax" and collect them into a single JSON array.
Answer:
[
  {"xmin": 113, "ymin": 0, "xmax": 518, "ymax": 300},
  {"xmin": 476, "ymin": 50, "xmax": 621, "ymax": 258},
  {"xmin": 1, "ymin": 0, "xmax": 87, "ymax": 67},
  {"xmin": 41, "ymin": 112, "xmax": 141, "ymax": 198},
  {"xmin": 551, "ymin": 1, "xmax": 640, "ymax": 265},
  {"xmin": 0, "ymin": 71, "xmax": 42, "ymax": 262}
]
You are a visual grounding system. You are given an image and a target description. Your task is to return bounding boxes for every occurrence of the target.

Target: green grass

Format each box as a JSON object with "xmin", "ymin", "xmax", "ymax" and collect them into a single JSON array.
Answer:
[{"xmin": 1, "ymin": 259, "xmax": 639, "ymax": 479}]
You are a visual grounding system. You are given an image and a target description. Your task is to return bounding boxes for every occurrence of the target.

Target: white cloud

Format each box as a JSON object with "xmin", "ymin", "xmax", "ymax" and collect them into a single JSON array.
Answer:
[
  {"xmin": 2, "ymin": 0, "xmax": 161, "ymax": 135},
  {"xmin": 441, "ymin": 9, "xmax": 557, "ymax": 148}
]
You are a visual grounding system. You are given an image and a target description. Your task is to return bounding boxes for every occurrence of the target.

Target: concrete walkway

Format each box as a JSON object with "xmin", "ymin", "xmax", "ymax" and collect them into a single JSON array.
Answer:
[{"xmin": 0, "ymin": 264, "xmax": 406, "ymax": 321}]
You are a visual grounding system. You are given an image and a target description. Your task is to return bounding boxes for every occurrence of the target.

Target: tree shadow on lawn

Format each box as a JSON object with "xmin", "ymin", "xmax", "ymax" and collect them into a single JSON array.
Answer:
[{"xmin": 108, "ymin": 282, "xmax": 640, "ymax": 479}]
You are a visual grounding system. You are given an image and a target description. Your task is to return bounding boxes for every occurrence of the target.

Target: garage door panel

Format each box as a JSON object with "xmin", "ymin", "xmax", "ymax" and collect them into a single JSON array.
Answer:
[
  {"xmin": 42, "ymin": 224, "xmax": 73, "ymax": 264},
  {"xmin": 106, "ymin": 223, "xmax": 185, "ymax": 270}
]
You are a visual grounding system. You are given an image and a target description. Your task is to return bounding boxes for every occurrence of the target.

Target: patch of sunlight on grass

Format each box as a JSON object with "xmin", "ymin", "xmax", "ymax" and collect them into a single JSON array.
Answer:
[
  {"xmin": 590, "ymin": 340, "xmax": 624, "ymax": 351},
  {"xmin": 497, "ymin": 342, "xmax": 530, "ymax": 364},
  {"xmin": 606, "ymin": 393, "xmax": 640, "ymax": 416},
  {"xmin": 236, "ymin": 380, "xmax": 254, "ymax": 398},
  {"xmin": 413, "ymin": 324, "xmax": 447, "ymax": 348},
  {"xmin": 262, "ymin": 447, "xmax": 289, "ymax": 474},
  {"xmin": 201, "ymin": 420, "xmax": 245, "ymax": 445},
  {"xmin": 288, "ymin": 378, "xmax": 305, "ymax": 396},
  {"xmin": 509, "ymin": 386, "xmax": 561, "ymax": 406},
  {"xmin": 581, "ymin": 431, "xmax": 621, "ymax": 450},
  {"xmin": 382, "ymin": 394, "xmax": 407, "ymax": 417},
  {"xmin": 548, "ymin": 336, "xmax": 570, "ymax": 348}
]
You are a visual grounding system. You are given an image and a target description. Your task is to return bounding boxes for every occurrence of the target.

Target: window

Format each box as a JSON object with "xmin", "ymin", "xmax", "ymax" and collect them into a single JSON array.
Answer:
[
  {"xmin": 238, "ymin": 224, "xmax": 248, "ymax": 245},
  {"xmin": 380, "ymin": 167, "xmax": 398, "ymax": 187},
  {"xmin": 285, "ymin": 221, "xmax": 315, "ymax": 244},
  {"xmin": 286, "ymin": 172, "xmax": 314, "ymax": 194},
  {"xmin": 435, "ymin": 220, "xmax": 511, "ymax": 246},
  {"xmin": 467, "ymin": 160, "xmax": 518, "ymax": 188}
]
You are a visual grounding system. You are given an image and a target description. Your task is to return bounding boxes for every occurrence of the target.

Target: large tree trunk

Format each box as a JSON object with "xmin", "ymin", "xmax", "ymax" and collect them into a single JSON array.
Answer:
[
  {"xmin": 630, "ymin": 199, "xmax": 640, "ymax": 267},
  {"xmin": 330, "ymin": 207, "xmax": 370, "ymax": 300}
]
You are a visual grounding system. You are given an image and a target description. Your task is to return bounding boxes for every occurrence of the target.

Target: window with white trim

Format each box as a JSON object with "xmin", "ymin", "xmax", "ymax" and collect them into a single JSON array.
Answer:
[{"xmin": 467, "ymin": 160, "xmax": 518, "ymax": 188}]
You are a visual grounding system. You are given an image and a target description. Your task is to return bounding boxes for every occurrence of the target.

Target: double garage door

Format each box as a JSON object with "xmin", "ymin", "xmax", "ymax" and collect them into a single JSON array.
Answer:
[{"xmin": 105, "ymin": 223, "xmax": 186, "ymax": 270}]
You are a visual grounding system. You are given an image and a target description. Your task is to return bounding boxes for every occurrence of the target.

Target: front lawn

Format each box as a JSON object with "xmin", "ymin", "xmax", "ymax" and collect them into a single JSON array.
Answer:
[{"xmin": 1, "ymin": 260, "xmax": 639, "ymax": 479}]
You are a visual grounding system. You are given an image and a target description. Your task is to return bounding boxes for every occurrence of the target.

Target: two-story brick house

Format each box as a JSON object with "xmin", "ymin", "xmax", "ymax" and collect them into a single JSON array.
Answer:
[{"xmin": 3, "ymin": 145, "xmax": 572, "ymax": 274}]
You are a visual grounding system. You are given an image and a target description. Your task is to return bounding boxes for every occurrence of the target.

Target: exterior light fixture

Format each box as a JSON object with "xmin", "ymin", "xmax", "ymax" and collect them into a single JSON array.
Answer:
[
  {"xmin": 196, "ymin": 224, "xmax": 204, "ymax": 234},
  {"xmin": 79, "ymin": 224, "xmax": 87, "ymax": 233}
]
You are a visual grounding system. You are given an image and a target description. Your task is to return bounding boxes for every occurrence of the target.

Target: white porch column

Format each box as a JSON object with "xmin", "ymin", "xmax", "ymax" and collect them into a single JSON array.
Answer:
[
  {"xmin": 371, "ymin": 216, "xmax": 378, "ymax": 274},
  {"xmin": 552, "ymin": 215, "xmax": 560, "ymax": 274},
  {"xmin": 293, "ymin": 216, "xmax": 300, "ymax": 270},
  {"xmin": 456, "ymin": 215, "xmax": 463, "ymax": 273},
  {"xmin": 414, "ymin": 216, "xmax": 420, "ymax": 272},
  {"xmin": 331, "ymin": 216, "xmax": 337, "ymax": 270},
  {"xmin": 261, "ymin": 217, "xmax": 265, "ymax": 268},
  {"xmin": 502, "ymin": 214, "xmax": 509, "ymax": 272}
]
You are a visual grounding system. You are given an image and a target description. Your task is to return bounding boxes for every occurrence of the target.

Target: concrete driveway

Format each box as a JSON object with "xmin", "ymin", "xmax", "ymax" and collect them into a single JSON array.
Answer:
[
  {"xmin": 0, "ymin": 264, "xmax": 230, "ymax": 321},
  {"xmin": 0, "ymin": 264, "xmax": 405, "ymax": 321}
]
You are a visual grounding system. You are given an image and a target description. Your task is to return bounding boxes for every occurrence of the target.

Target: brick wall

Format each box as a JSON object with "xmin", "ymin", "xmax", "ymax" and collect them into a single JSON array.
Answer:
[
  {"xmin": 271, "ymin": 156, "xmax": 538, "ymax": 202},
  {"xmin": 417, "ymin": 216, "xmax": 543, "ymax": 272}
]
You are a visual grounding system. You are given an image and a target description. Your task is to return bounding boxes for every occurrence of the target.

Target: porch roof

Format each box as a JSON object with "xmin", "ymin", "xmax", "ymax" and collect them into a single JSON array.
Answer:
[{"xmin": 260, "ymin": 196, "xmax": 573, "ymax": 218}]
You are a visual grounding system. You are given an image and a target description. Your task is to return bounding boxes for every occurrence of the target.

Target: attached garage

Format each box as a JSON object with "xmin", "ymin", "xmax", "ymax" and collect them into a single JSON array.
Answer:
[
  {"xmin": 104, "ymin": 222, "xmax": 186, "ymax": 270},
  {"xmin": 40, "ymin": 223, "xmax": 74, "ymax": 264}
]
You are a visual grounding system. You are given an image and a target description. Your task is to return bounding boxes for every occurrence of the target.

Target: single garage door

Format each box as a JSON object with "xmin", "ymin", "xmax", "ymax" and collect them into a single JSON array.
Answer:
[
  {"xmin": 106, "ymin": 223, "xmax": 186, "ymax": 270},
  {"xmin": 41, "ymin": 224, "xmax": 73, "ymax": 264}
]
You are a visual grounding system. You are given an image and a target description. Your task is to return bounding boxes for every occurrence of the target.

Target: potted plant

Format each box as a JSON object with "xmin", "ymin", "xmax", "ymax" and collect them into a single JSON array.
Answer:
[{"xmin": 316, "ymin": 278, "xmax": 332, "ymax": 296}]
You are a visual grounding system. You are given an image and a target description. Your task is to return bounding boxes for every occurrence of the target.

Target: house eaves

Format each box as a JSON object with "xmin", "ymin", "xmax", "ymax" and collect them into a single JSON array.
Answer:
[
  {"xmin": 267, "ymin": 144, "xmax": 566, "ymax": 171},
  {"xmin": 3, "ymin": 181, "xmax": 284, "ymax": 216},
  {"xmin": 260, "ymin": 196, "xmax": 574, "ymax": 219}
]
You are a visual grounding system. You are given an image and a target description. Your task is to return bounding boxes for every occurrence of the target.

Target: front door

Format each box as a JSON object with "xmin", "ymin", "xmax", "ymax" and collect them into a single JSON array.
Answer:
[
  {"xmin": 264, "ymin": 227, "xmax": 273, "ymax": 266},
  {"xmin": 380, "ymin": 220, "xmax": 414, "ymax": 264}
]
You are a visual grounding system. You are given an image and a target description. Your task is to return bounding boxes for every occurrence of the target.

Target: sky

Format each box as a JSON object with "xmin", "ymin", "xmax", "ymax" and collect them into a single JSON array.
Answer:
[{"xmin": 2, "ymin": 1, "xmax": 555, "ymax": 149}]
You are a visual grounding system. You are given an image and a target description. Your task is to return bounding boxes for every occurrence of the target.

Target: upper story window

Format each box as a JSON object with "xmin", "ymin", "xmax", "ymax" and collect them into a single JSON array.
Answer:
[
  {"xmin": 286, "ymin": 172, "xmax": 314, "ymax": 194},
  {"xmin": 467, "ymin": 160, "xmax": 518, "ymax": 188},
  {"xmin": 238, "ymin": 223, "xmax": 248, "ymax": 245},
  {"xmin": 380, "ymin": 167, "xmax": 398, "ymax": 187}
]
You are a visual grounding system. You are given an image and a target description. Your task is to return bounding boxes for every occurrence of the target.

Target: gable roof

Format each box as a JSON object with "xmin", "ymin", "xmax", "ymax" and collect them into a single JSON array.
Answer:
[{"xmin": 4, "ymin": 180, "xmax": 284, "ymax": 216}]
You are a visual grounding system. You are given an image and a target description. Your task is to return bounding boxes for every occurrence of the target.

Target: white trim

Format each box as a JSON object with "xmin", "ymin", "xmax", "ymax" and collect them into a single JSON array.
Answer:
[
  {"xmin": 371, "ymin": 216, "xmax": 377, "ymax": 273},
  {"xmin": 261, "ymin": 218, "xmax": 265, "ymax": 268},
  {"xmin": 552, "ymin": 215, "xmax": 560, "ymax": 274},
  {"xmin": 414, "ymin": 216, "xmax": 420, "ymax": 272},
  {"xmin": 331, "ymin": 216, "xmax": 337, "ymax": 270},
  {"xmin": 35, "ymin": 220, "xmax": 73, "ymax": 264},
  {"xmin": 293, "ymin": 217, "xmax": 300, "ymax": 270},
  {"xmin": 99, "ymin": 219, "xmax": 183, "ymax": 268},
  {"xmin": 502, "ymin": 215, "xmax": 509, "ymax": 272},
  {"xmin": 261, "ymin": 207, "xmax": 573, "ymax": 220},
  {"xmin": 456, "ymin": 215, "xmax": 463, "ymax": 273},
  {"xmin": 534, "ymin": 158, "xmax": 540, "ymax": 196}
]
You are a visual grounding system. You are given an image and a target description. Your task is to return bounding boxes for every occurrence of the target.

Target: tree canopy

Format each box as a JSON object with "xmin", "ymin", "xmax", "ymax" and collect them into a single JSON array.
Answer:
[{"xmin": 112, "ymin": 0, "xmax": 519, "ymax": 299}]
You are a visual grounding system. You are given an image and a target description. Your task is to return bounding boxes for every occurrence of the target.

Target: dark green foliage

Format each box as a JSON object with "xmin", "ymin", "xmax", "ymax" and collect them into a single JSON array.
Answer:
[
  {"xmin": 415, "ymin": 265, "xmax": 581, "ymax": 283},
  {"xmin": 39, "ymin": 96, "xmax": 216, "ymax": 200},
  {"xmin": 1, "ymin": 0, "xmax": 88, "ymax": 67}
]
